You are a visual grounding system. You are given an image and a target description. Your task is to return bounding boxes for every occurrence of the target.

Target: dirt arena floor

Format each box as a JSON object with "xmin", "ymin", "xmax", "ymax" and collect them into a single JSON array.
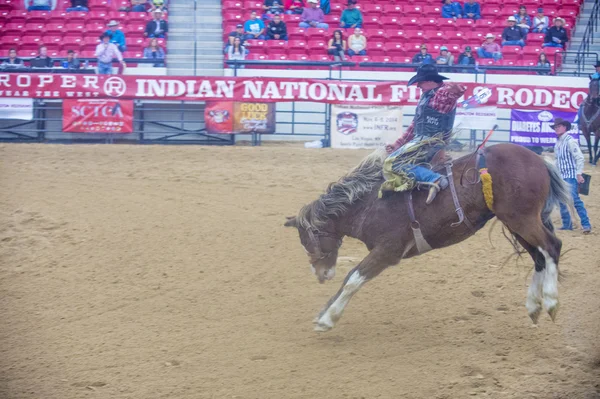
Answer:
[{"xmin": 1, "ymin": 143, "xmax": 599, "ymax": 399}]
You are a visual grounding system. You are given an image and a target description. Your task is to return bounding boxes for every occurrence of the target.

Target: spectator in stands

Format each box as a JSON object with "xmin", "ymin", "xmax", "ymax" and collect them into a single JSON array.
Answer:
[
  {"xmin": 66, "ymin": 0, "xmax": 88, "ymax": 12},
  {"xmin": 347, "ymin": 27, "xmax": 366, "ymax": 57},
  {"xmin": 412, "ymin": 44, "xmax": 434, "ymax": 64},
  {"xmin": 266, "ymin": 14, "xmax": 288, "ymax": 40},
  {"xmin": 144, "ymin": 9, "xmax": 168, "ymax": 38},
  {"xmin": 536, "ymin": 53, "xmax": 551, "ymax": 75},
  {"xmin": 340, "ymin": 0, "xmax": 362, "ymax": 29},
  {"xmin": 441, "ymin": 0, "xmax": 462, "ymax": 20},
  {"xmin": 130, "ymin": 0, "xmax": 147, "ymax": 12},
  {"xmin": 285, "ymin": 0, "xmax": 303, "ymax": 15},
  {"xmin": 2, "ymin": 48, "xmax": 24, "ymax": 67},
  {"xmin": 514, "ymin": 5, "xmax": 532, "ymax": 35},
  {"xmin": 143, "ymin": 38, "xmax": 165, "ymax": 66},
  {"xmin": 502, "ymin": 16, "xmax": 525, "ymax": 47},
  {"xmin": 244, "ymin": 11, "xmax": 267, "ymax": 39},
  {"xmin": 33, "ymin": 45, "xmax": 53, "ymax": 67},
  {"xmin": 532, "ymin": 8, "xmax": 549, "ymax": 33},
  {"xmin": 263, "ymin": 0, "xmax": 283, "ymax": 20},
  {"xmin": 106, "ymin": 21, "xmax": 127, "ymax": 53},
  {"xmin": 96, "ymin": 33, "xmax": 125, "ymax": 75},
  {"xmin": 24, "ymin": 0, "xmax": 55, "ymax": 11},
  {"xmin": 299, "ymin": 0, "xmax": 328, "ymax": 29},
  {"xmin": 477, "ymin": 33, "xmax": 502, "ymax": 61},
  {"xmin": 65, "ymin": 50, "xmax": 81, "ymax": 69},
  {"xmin": 149, "ymin": 0, "xmax": 167, "ymax": 13},
  {"xmin": 543, "ymin": 17, "xmax": 568, "ymax": 48},
  {"xmin": 227, "ymin": 24, "xmax": 245, "ymax": 50},
  {"xmin": 227, "ymin": 37, "xmax": 246, "ymax": 68},
  {"xmin": 458, "ymin": 46, "xmax": 475, "ymax": 65},
  {"xmin": 435, "ymin": 46, "xmax": 454, "ymax": 68},
  {"xmin": 591, "ymin": 61, "xmax": 600, "ymax": 79},
  {"xmin": 327, "ymin": 30, "xmax": 346, "ymax": 61},
  {"xmin": 462, "ymin": 0, "xmax": 480, "ymax": 20}
]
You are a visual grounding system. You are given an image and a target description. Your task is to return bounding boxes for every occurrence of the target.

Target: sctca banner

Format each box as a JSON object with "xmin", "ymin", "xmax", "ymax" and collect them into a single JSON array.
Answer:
[{"xmin": 62, "ymin": 99, "xmax": 134, "ymax": 133}]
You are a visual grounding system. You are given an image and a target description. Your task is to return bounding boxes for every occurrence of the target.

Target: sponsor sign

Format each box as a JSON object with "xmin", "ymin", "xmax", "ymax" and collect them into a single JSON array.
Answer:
[
  {"xmin": 331, "ymin": 105, "xmax": 402, "ymax": 149},
  {"xmin": 0, "ymin": 74, "xmax": 588, "ymax": 111},
  {"xmin": 0, "ymin": 97, "xmax": 33, "ymax": 120},
  {"xmin": 62, "ymin": 99, "xmax": 134, "ymax": 133},
  {"xmin": 205, "ymin": 102, "xmax": 276, "ymax": 134},
  {"xmin": 509, "ymin": 110, "xmax": 579, "ymax": 146},
  {"xmin": 454, "ymin": 106, "xmax": 498, "ymax": 130}
]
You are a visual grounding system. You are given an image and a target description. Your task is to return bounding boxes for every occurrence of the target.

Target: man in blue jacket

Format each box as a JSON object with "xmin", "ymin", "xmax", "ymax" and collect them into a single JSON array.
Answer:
[
  {"xmin": 462, "ymin": 0, "xmax": 480, "ymax": 20},
  {"xmin": 105, "ymin": 20, "xmax": 127, "ymax": 53},
  {"xmin": 441, "ymin": 0, "xmax": 462, "ymax": 19}
]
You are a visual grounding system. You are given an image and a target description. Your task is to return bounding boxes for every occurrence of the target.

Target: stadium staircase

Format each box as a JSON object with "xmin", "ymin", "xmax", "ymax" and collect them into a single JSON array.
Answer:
[
  {"xmin": 560, "ymin": 0, "xmax": 599, "ymax": 76},
  {"xmin": 167, "ymin": 0, "xmax": 224, "ymax": 76}
]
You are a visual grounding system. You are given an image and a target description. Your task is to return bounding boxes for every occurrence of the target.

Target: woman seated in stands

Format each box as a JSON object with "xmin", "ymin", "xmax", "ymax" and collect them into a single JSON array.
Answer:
[
  {"xmin": 143, "ymin": 38, "xmax": 166, "ymax": 67},
  {"xmin": 347, "ymin": 27, "xmax": 366, "ymax": 57},
  {"xmin": 514, "ymin": 5, "xmax": 532, "ymax": 35},
  {"xmin": 227, "ymin": 37, "xmax": 246, "ymax": 68},
  {"xmin": 536, "ymin": 53, "xmax": 551, "ymax": 75},
  {"xmin": 327, "ymin": 30, "xmax": 346, "ymax": 61}
]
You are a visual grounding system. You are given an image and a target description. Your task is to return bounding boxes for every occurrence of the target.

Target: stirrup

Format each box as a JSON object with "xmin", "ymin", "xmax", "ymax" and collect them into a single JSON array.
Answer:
[{"xmin": 424, "ymin": 177, "xmax": 448, "ymax": 205}]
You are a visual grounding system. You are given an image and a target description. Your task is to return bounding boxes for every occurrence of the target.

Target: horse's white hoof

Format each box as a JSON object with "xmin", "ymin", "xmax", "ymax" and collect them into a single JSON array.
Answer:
[
  {"xmin": 314, "ymin": 322, "xmax": 333, "ymax": 332},
  {"xmin": 528, "ymin": 308, "xmax": 541, "ymax": 324},
  {"xmin": 546, "ymin": 302, "xmax": 559, "ymax": 322}
]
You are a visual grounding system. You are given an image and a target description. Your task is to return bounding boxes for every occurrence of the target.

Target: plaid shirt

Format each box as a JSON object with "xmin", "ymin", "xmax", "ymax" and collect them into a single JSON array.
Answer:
[{"xmin": 392, "ymin": 82, "xmax": 467, "ymax": 148}]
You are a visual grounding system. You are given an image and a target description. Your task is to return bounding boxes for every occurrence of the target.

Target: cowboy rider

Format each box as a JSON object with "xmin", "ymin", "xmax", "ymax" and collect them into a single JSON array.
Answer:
[
  {"xmin": 385, "ymin": 64, "xmax": 467, "ymax": 204},
  {"xmin": 590, "ymin": 61, "xmax": 600, "ymax": 105}
]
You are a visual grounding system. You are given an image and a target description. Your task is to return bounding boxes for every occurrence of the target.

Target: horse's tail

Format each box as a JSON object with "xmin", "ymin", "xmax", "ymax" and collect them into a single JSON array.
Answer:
[{"xmin": 542, "ymin": 158, "xmax": 573, "ymax": 230}]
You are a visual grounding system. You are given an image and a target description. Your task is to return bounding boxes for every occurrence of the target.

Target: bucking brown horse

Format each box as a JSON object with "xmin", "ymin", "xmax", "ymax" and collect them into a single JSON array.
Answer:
[
  {"xmin": 580, "ymin": 78, "xmax": 600, "ymax": 165},
  {"xmin": 285, "ymin": 143, "xmax": 572, "ymax": 332}
]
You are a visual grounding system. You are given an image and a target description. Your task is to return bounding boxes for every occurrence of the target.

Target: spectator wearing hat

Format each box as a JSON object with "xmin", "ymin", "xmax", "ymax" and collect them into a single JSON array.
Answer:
[
  {"xmin": 2, "ymin": 48, "xmax": 24, "ymax": 67},
  {"xmin": 477, "ymin": 33, "xmax": 502, "ymax": 61},
  {"xmin": 514, "ymin": 5, "xmax": 532, "ymax": 35},
  {"xmin": 502, "ymin": 16, "xmax": 525, "ymax": 47},
  {"xmin": 532, "ymin": 8, "xmax": 549, "ymax": 33},
  {"xmin": 458, "ymin": 46, "xmax": 475, "ymax": 65},
  {"xmin": 435, "ymin": 46, "xmax": 454, "ymax": 71},
  {"xmin": 266, "ymin": 13, "xmax": 288, "ymax": 40},
  {"xmin": 262, "ymin": 0, "xmax": 283, "ymax": 20},
  {"xmin": 543, "ymin": 17, "xmax": 568, "ymax": 48},
  {"xmin": 24, "ymin": 0, "xmax": 55, "ymax": 11},
  {"xmin": 591, "ymin": 61, "xmax": 600, "ymax": 80},
  {"xmin": 66, "ymin": 0, "xmax": 88, "ymax": 12},
  {"xmin": 244, "ymin": 11, "xmax": 266, "ymax": 39},
  {"xmin": 149, "ymin": 0, "xmax": 167, "ymax": 13},
  {"xmin": 95, "ymin": 32, "xmax": 125, "ymax": 75},
  {"xmin": 144, "ymin": 9, "xmax": 168, "ymax": 38},
  {"xmin": 412, "ymin": 44, "xmax": 434, "ymax": 65},
  {"xmin": 347, "ymin": 27, "xmax": 366, "ymax": 57},
  {"xmin": 226, "ymin": 24, "xmax": 245, "ymax": 52},
  {"xmin": 552, "ymin": 117, "xmax": 591, "ymax": 234},
  {"xmin": 340, "ymin": 0, "xmax": 363, "ymax": 29},
  {"xmin": 299, "ymin": 0, "xmax": 328, "ymax": 29},
  {"xmin": 130, "ymin": 0, "xmax": 147, "ymax": 12},
  {"xmin": 285, "ymin": 0, "xmax": 303, "ymax": 14},
  {"xmin": 441, "ymin": 0, "xmax": 462, "ymax": 20},
  {"xmin": 106, "ymin": 20, "xmax": 127, "ymax": 52},
  {"xmin": 462, "ymin": 0, "xmax": 480, "ymax": 20}
]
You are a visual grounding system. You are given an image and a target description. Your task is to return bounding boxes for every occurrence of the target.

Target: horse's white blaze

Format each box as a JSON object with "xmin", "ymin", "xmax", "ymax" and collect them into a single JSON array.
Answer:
[
  {"xmin": 526, "ymin": 269, "xmax": 544, "ymax": 318},
  {"xmin": 315, "ymin": 270, "xmax": 365, "ymax": 331},
  {"xmin": 538, "ymin": 247, "xmax": 559, "ymax": 311}
]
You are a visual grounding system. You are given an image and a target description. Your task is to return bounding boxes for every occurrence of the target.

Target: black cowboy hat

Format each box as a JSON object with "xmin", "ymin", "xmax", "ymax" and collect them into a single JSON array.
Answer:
[
  {"xmin": 594, "ymin": 61, "xmax": 600, "ymax": 68},
  {"xmin": 550, "ymin": 117, "xmax": 572, "ymax": 131},
  {"xmin": 407, "ymin": 64, "xmax": 449, "ymax": 86}
]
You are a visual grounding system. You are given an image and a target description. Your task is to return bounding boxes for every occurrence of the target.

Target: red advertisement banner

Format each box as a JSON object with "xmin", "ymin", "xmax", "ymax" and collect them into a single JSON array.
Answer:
[
  {"xmin": 204, "ymin": 101, "xmax": 234, "ymax": 134},
  {"xmin": 0, "ymin": 73, "xmax": 588, "ymax": 112},
  {"xmin": 205, "ymin": 101, "xmax": 276, "ymax": 134},
  {"xmin": 62, "ymin": 99, "xmax": 134, "ymax": 133}
]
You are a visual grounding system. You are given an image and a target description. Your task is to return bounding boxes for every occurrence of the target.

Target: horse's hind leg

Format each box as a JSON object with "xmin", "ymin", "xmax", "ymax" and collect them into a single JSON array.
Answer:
[
  {"xmin": 313, "ymin": 245, "xmax": 408, "ymax": 332},
  {"xmin": 504, "ymin": 217, "xmax": 562, "ymax": 322}
]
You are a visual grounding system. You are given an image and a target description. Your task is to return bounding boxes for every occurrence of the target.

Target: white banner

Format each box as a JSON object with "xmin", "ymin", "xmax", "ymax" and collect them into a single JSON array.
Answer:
[
  {"xmin": 331, "ymin": 105, "xmax": 403, "ymax": 149},
  {"xmin": 454, "ymin": 106, "xmax": 497, "ymax": 130},
  {"xmin": 0, "ymin": 98, "xmax": 33, "ymax": 120}
]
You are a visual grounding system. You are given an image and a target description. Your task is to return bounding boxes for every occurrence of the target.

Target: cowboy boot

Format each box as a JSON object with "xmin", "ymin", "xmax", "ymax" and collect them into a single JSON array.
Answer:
[{"xmin": 426, "ymin": 177, "xmax": 449, "ymax": 205}]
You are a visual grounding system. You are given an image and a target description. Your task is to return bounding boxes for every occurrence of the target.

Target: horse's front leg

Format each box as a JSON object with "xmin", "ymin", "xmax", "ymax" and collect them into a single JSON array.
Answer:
[
  {"xmin": 594, "ymin": 131, "xmax": 600, "ymax": 165},
  {"xmin": 313, "ymin": 245, "xmax": 408, "ymax": 332}
]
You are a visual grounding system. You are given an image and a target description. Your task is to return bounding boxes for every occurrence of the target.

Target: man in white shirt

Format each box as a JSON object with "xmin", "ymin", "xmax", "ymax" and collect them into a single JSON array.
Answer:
[{"xmin": 95, "ymin": 33, "xmax": 125, "ymax": 75}]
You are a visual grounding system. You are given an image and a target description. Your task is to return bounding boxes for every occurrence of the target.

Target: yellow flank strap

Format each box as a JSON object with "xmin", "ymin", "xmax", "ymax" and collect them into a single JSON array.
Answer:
[{"xmin": 480, "ymin": 168, "xmax": 494, "ymax": 212}]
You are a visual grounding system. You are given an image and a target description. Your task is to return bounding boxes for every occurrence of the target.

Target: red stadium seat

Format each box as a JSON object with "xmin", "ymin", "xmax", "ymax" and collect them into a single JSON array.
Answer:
[
  {"xmin": 323, "ymin": 15, "xmax": 339, "ymax": 25},
  {"xmin": 362, "ymin": 16, "xmax": 381, "ymax": 28},
  {"xmin": 361, "ymin": 4, "xmax": 383, "ymax": 18},
  {"xmin": 125, "ymin": 23, "xmax": 146, "ymax": 35},
  {"xmin": 420, "ymin": 17, "xmax": 439, "ymax": 29},
  {"xmin": 308, "ymin": 40, "xmax": 327, "ymax": 52},
  {"xmin": 288, "ymin": 39, "xmax": 308, "ymax": 55},
  {"xmin": 65, "ymin": 22, "xmax": 86, "ymax": 34},
  {"xmin": 24, "ymin": 22, "xmax": 45, "ymax": 33},
  {"xmin": 265, "ymin": 39, "xmax": 288, "ymax": 55},
  {"xmin": 287, "ymin": 27, "xmax": 306, "ymax": 41},
  {"xmin": 20, "ymin": 36, "xmax": 45, "ymax": 50},
  {"xmin": 397, "ymin": 17, "xmax": 419, "ymax": 28},
  {"xmin": 446, "ymin": 31, "xmax": 467, "ymax": 44},
  {"xmin": 386, "ymin": 29, "xmax": 408, "ymax": 42},
  {"xmin": 384, "ymin": 42, "xmax": 405, "ymax": 57},
  {"xmin": 454, "ymin": 18, "xmax": 475, "ymax": 30},
  {"xmin": 305, "ymin": 28, "xmax": 327, "ymax": 41},
  {"xmin": 243, "ymin": 0, "xmax": 262, "ymax": 10},
  {"xmin": 423, "ymin": 5, "xmax": 441, "ymax": 15},
  {"xmin": 364, "ymin": 28, "xmax": 385, "ymax": 41},
  {"xmin": 380, "ymin": 16, "xmax": 402, "ymax": 29},
  {"xmin": 367, "ymin": 41, "xmax": 386, "ymax": 56},
  {"xmin": 404, "ymin": 5, "xmax": 423, "ymax": 17},
  {"xmin": 86, "ymin": 24, "xmax": 106, "ymax": 35},
  {"xmin": 2, "ymin": 21, "xmax": 25, "ymax": 35},
  {"xmin": 88, "ymin": 11, "xmax": 109, "ymax": 25},
  {"xmin": 288, "ymin": 54, "xmax": 310, "ymax": 61},
  {"xmin": 383, "ymin": 4, "xmax": 403, "ymax": 17},
  {"xmin": 406, "ymin": 30, "xmax": 427, "ymax": 42},
  {"xmin": 223, "ymin": 0, "xmax": 243, "ymax": 11},
  {"xmin": 64, "ymin": 11, "xmax": 88, "ymax": 24},
  {"xmin": 8, "ymin": 10, "xmax": 27, "ymax": 24}
]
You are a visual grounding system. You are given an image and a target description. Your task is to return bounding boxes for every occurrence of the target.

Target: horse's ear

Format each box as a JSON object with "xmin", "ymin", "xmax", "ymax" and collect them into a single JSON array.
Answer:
[{"xmin": 284, "ymin": 216, "xmax": 298, "ymax": 228}]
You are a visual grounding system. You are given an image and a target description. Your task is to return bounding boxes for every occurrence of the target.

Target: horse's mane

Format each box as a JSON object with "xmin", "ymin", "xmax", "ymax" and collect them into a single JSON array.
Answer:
[{"xmin": 296, "ymin": 149, "xmax": 387, "ymax": 230}]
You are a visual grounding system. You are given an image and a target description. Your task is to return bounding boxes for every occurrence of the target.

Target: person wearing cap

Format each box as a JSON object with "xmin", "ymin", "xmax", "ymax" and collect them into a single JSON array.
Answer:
[
  {"xmin": 532, "ymin": 8, "xmax": 549, "ymax": 33},
  {"xmin": 149, "ymin": 0, "xmax": 167, "ymax": 13},
  {"xmin": 266, "ymin": 13, "xmax": 288, "ymax": 40},
  {"xmin": 441, "ymin": 0, "xmax": 462, "ymax": 19},
  {"xmin": 462, "ymin": 0, "xmax": 480, "ymax": 20},
  {"xmin": 501, "ymin": 16, "xmax": 525, "ymax": 47},
  {"xmin": 95, "ymin": 32, "xmax": 125, "ymax": 75},
  {"xmin": 384, "ymin": 65, "xmax": 467, "ymax": 204},
  {"xmin": 340, "ymin": 0, "xmax": 362, "ymax": 29},
  {"xmin": 299, "ymin": 0, "xmax": 328, "ymax": 28},
  {"xmin": 477, "ymin": 33, "xmax": 502, "ymax": 61},
  {"xmin": 144, "ymin": 9, "xmax": 168, "ymax": 38},
  {"xmin": 263, "ymin": 0, "xmax": 284, "ymax": 18},
  {"xmin": 105, "ymin": 20, "xmax": 127, "ymax": 52},
  {"xmin": 458, "ymin": 46, "xmax": 475, "ymax": 65},
  {"xmin": 591, "ymin": 61, "xmax": 600, "ymax": 80},
  {"xmin": 226, "ymin": 24, "xmax": 246, "ymax": 51},
  {"xmin": 543, "ymin": 17, "xmax": 569, "ymax": 48},
  {"xmin": 552, "ymin": 117, "xmax": 592, "ymax": 234},
  {"xmin": 244, "ymin": 11, "xmax": 266, "ymax": 40},
  {"xmin": 412, "ymin": 44, "xmax": 433, "ymax": 65},
  {"xmin": 514, "ymin": 5, "xmax": 532, "ymax": 35},
  {"xmin": 435, "ymin": 46, "xmax": 454, "ymax": 70}
]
